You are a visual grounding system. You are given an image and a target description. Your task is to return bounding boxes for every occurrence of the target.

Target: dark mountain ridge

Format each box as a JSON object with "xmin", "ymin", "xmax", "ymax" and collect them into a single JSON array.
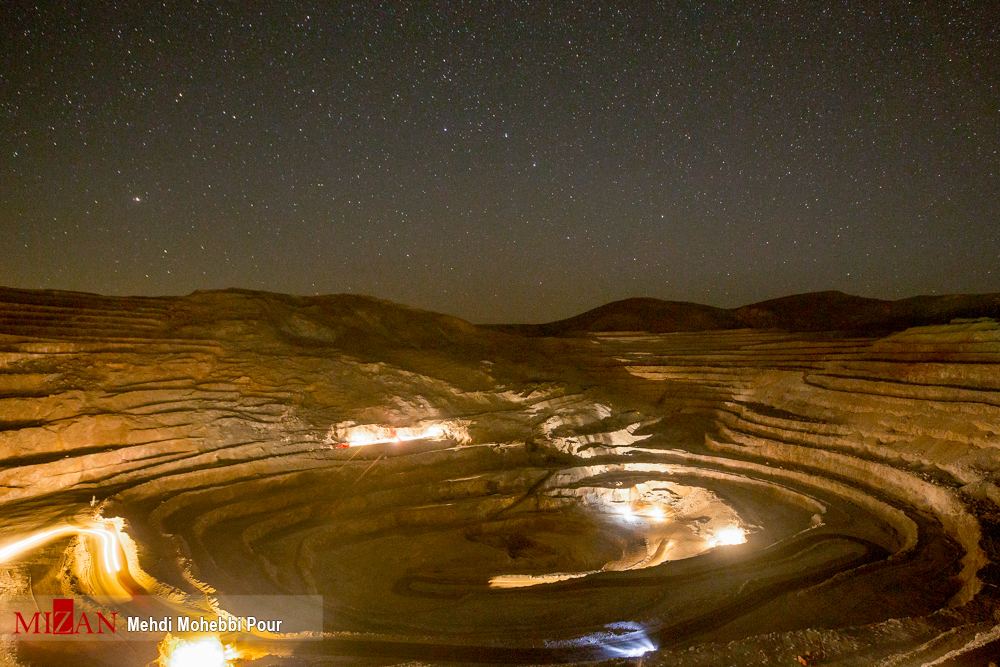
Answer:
[
  {"xmin": 488, "ymin": 291, "xmax": 1000, "ymax": 336},
  {"xmin": 2, "ymin": 287, "xmax": 998, "ymax": 339}
]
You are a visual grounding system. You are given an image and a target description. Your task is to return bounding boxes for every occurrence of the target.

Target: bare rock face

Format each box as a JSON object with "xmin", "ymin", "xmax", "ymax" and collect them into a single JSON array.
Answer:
[{"xmin": 1, "ymin": 287, "xmax": 999, "ymax": 666}]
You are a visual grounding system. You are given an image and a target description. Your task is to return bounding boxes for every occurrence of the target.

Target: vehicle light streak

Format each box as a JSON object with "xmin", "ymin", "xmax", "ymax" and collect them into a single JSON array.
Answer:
[
  {"xmin": 0, "ymin": 521, "xmax": 123, "ymax": 574},
  {"xmin": 1, "ymin": 517, "xmax": 278, "ymax": 664}
]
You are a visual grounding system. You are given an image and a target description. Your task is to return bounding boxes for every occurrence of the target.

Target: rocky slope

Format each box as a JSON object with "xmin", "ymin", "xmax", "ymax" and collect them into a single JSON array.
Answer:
[{"xmin": 0, "ymin": 287, "xmax": 998, "ymax": 666}]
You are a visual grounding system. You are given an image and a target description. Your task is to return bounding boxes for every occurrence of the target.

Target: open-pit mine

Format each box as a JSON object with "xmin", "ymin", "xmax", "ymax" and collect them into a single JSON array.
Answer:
[{"xmin": 1, "ymin": 287, "xmax": 999, "ymax": 666}]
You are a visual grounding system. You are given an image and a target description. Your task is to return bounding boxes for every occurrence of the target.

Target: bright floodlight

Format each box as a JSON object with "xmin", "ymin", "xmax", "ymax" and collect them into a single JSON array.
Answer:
[
  {"xmin": 342, "ymin": 422, "xmax": 450, "ymax": 447},
  {"xmin": 609, "ymin": 637, "xmax": 656, "ymax": 657},
  {"xmin": 601, "ymin": 632, "xmax": 656, "ymax": 657},
  {"xmin": 162, "ymin": 637, "xmax": 236, "ymax": 667},
  {"xmin": 708, "ymin": 526, "xmax": 747, "ymax": 547}
]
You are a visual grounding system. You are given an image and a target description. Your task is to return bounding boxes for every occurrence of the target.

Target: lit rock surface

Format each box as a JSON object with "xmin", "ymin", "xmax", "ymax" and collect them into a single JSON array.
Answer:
[{"xmin": 0, "ymin": 288, "xmax": 998, "ymax": 666}]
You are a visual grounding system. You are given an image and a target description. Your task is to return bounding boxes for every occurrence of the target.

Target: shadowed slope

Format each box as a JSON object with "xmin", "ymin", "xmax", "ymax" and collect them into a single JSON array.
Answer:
[{"xmin": 486, "ymin": 298, "xmax": 738, "ymax": 336}]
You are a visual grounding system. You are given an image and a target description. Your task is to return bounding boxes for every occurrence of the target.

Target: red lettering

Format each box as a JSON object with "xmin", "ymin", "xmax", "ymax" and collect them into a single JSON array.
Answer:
[
  {"xmin": 75, "ymin": 613, "xmax": 94, "ymax": 634},
  {"xmin": 96, "ymin": 611, "xmax": 117, "ymax": 634},
  {"xmin": 14, "ymin": 612, "xmax": 41, "ymax": 634},
  {"xmin": 52, "ymin": 599, "xmax": 74, "ymax": 634}
]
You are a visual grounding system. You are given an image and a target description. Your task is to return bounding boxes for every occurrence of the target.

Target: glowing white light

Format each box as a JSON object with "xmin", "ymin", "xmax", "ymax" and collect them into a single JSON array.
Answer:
[
  {"xmin": 162, "ymin": 637, "xmax": 237, "ymax": 667},
  {"xmin": 556, "ymin": 626, "xmax": 656, "ymax": 658},
  {"xmin": 0, "ymin": 529, "xmax": 63, "ymax": 562},
  {"xmin": 0, "ymin": 522, "xmax": 122, "ymax": 574},
  {"xmin": 708, "ymin": 526, "xmax": 747, "ymax": 547},
  {"xmin": 605, "ymin": 635, "xmax": 656, "ymax": 657},
  {"xmin": 644, "ymin": 505, "xmax": 667, "ymax": 521},
  {"xmin": 342, "ymin": 423, "xmax": 451, "ymax": 447},
  {"xmin": 614, "ymin": 502, "xmax": 670, "ymax": 522}
]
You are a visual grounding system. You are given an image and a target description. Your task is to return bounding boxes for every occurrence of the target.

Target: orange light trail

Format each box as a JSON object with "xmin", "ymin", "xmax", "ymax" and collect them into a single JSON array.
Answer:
[{"xmin": 0, "ymin": 521, "xmax": 123, "ymax": 574}]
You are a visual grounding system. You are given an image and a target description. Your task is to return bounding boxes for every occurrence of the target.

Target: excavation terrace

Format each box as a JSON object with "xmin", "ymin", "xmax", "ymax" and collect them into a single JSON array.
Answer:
[{"xmin": 0, "ymin": 287, "xmax": 999, "ymax": 666}]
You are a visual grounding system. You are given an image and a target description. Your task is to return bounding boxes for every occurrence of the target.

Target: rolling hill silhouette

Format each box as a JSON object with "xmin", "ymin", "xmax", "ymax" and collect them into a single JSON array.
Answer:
[{"xmin": 489, "ymin": 291, "xmax": 1000, "ymax": 336}]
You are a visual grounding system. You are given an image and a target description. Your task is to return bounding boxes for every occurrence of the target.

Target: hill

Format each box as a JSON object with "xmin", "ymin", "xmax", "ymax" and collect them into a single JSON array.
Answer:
[{"xmin": 489, "ymin": 291, "xmax": 1000, "ymax": 336}]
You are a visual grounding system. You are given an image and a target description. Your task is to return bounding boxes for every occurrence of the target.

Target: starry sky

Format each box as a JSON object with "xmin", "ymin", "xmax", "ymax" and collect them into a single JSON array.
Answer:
[{"xmin": 2, "ymin": 1, "xmax": 997, "ymax": 323}]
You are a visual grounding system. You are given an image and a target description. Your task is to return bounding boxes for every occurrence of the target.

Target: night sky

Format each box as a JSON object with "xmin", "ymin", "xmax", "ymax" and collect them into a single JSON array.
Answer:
[{"xmin": 3, "ymin": 2, "xmax": 997, "ymax": 323}]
